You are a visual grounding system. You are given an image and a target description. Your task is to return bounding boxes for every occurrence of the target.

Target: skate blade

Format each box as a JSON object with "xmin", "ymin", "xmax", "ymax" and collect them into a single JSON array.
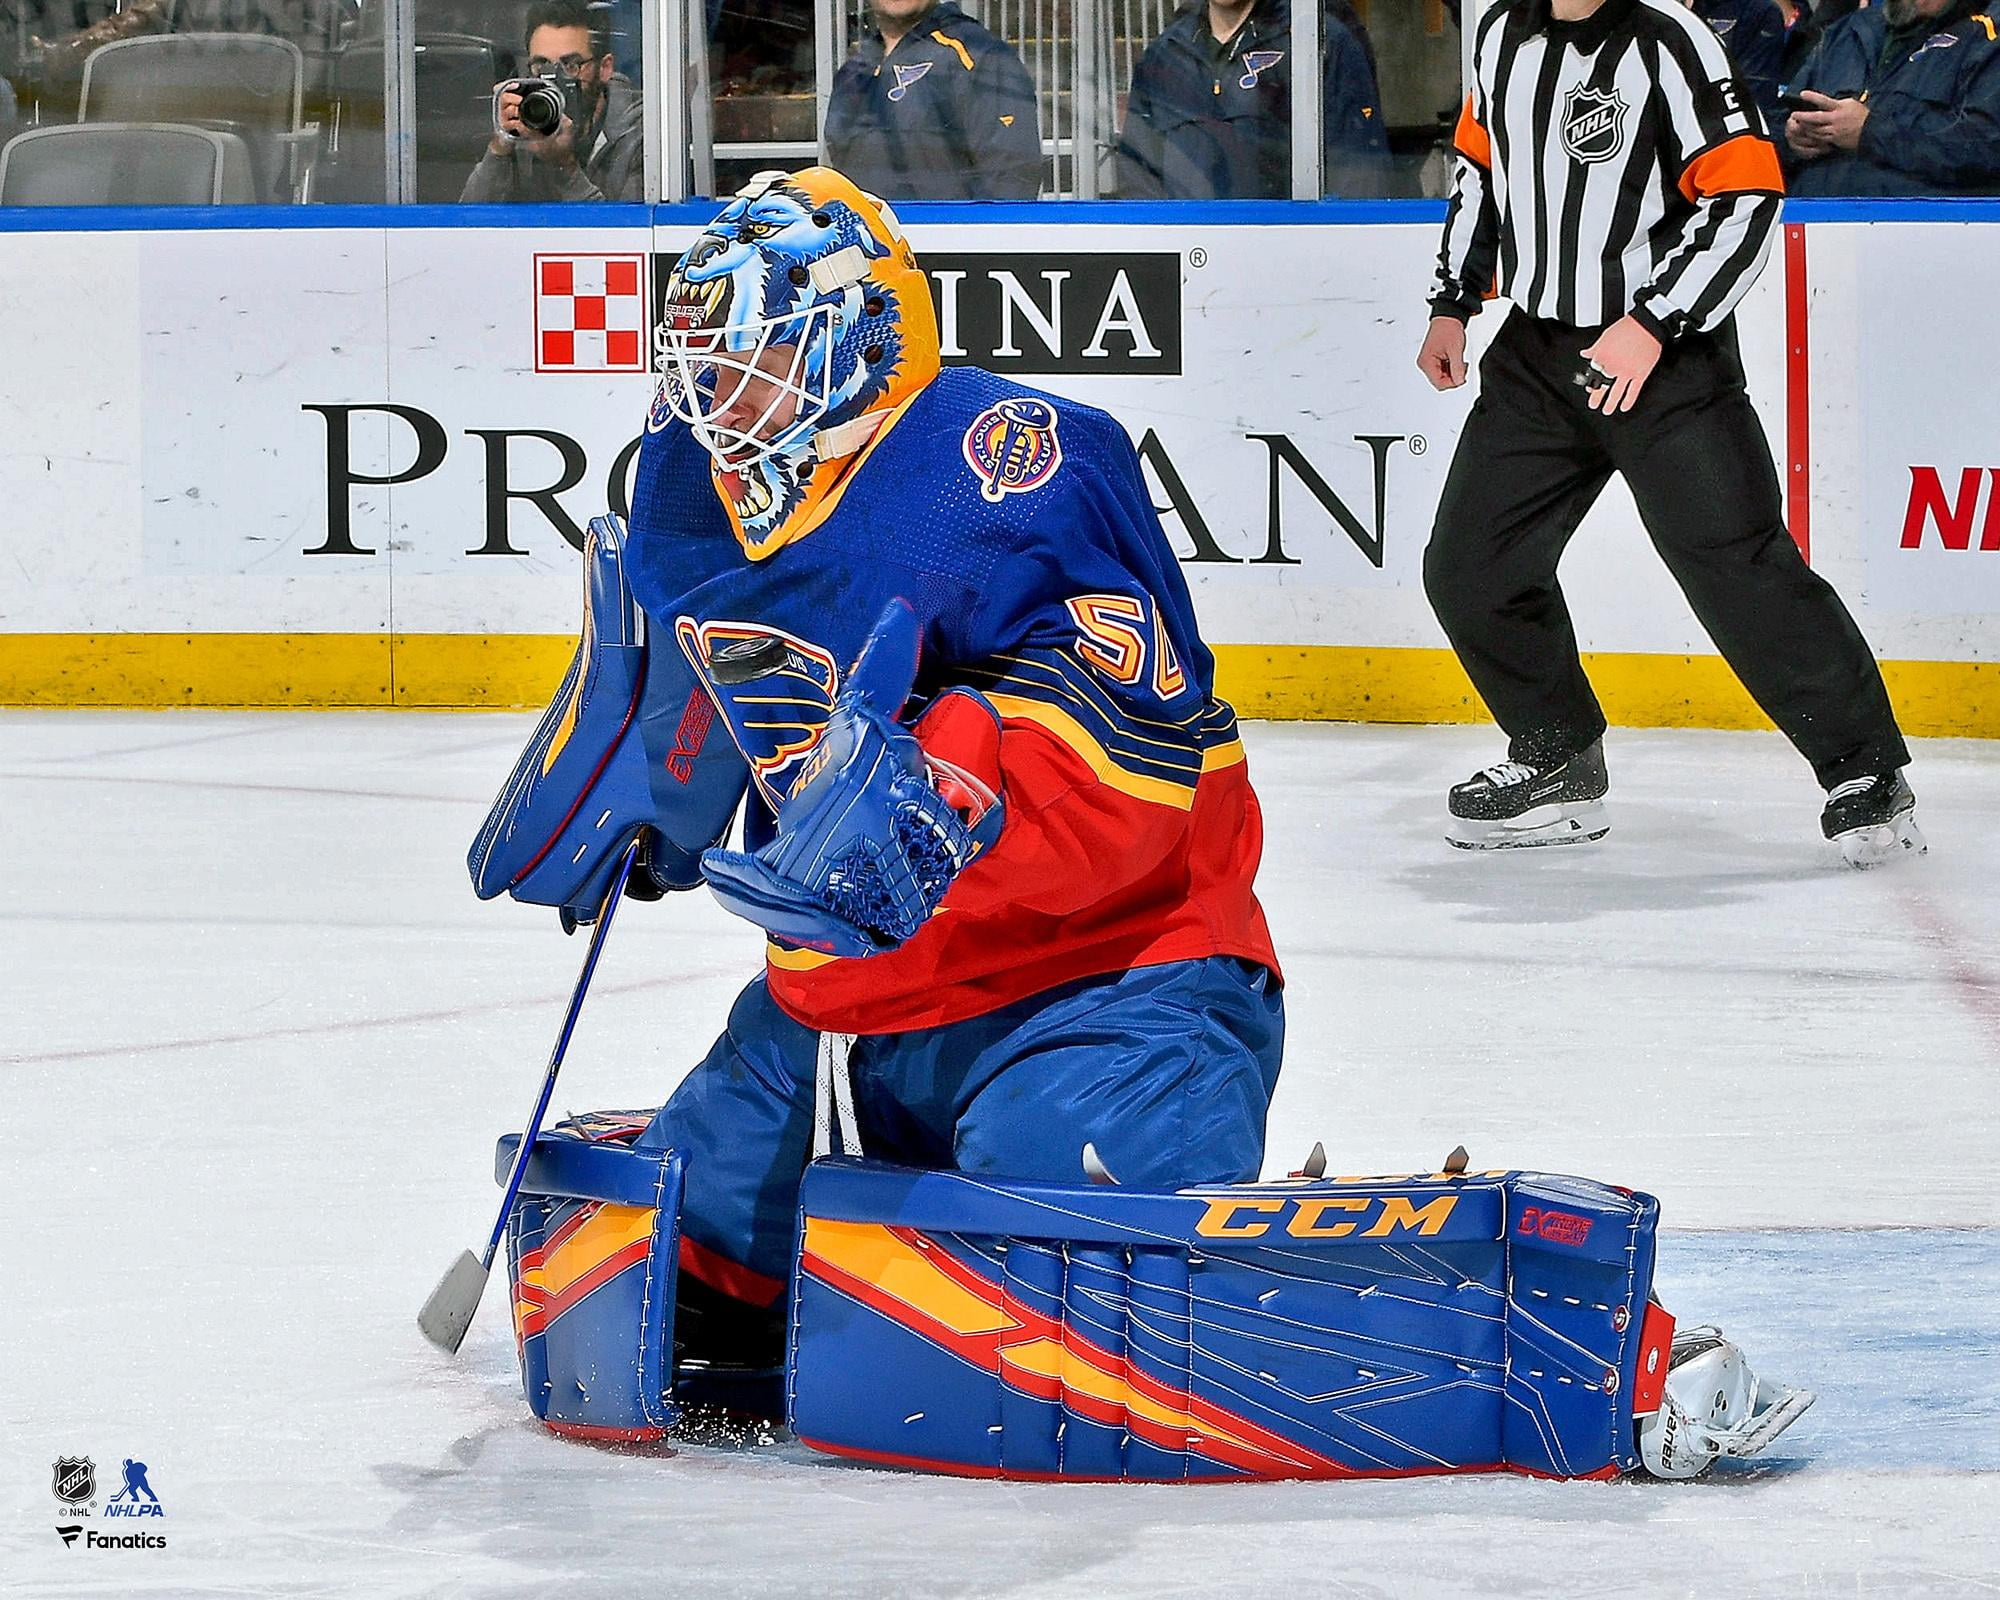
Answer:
[
  {"xmin": 1447, "ymin": 799, "xmax": 1609, "ymax": 851},
  {"xmin": 1724, "ymin": 1384, "xmax": 1817, "ymax": 1459},
  {"xmin": 1835, "ymin": 813, "xmax": 1926, "ymax": 870}
]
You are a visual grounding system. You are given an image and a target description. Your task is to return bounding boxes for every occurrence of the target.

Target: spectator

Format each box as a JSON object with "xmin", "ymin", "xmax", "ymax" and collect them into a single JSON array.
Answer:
[
  {"xmin": 1777, "ymin": 0, "xmax": 1847, "ymax": 82},
  {"xmin": 462, "ymin": 0, "xmax": 643, "ymax": 204},
  {"xmin": 823, "ymin": 0, "xmax": 1041, "ymax": 201},
  {"xmin": 29, "ymin": 0, "xmax": 170, "ymax": 83},
  {"xmin": 1117, "ymin": 0, "xmax": 1389, "ymax": 200},
  {"xmin": 1688, "ymin": 0, "xmax": 1787, "ymax": 129},
  {"xmin": 1779, "ymin": 0, "xmax": 2000, "ymax": 194}
]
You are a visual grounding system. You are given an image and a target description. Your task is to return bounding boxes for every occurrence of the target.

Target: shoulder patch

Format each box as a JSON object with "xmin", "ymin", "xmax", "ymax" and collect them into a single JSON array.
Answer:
[{"xmin": 962, "ymin": 398, "xmax": 1064, "ymax": 502}]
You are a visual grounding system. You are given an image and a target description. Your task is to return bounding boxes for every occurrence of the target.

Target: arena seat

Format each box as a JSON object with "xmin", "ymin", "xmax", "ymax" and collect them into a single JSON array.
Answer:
[
  {"xmin": 79, "ymin": 32, "xmax": 314, "ymax": 201},
  {"xmin": 0, "ymin": 121, "xmax": 258, "ymax": 204},
  {"xmin": 320, "ymin": 33, "xmax": 503, "ymax": 203}
]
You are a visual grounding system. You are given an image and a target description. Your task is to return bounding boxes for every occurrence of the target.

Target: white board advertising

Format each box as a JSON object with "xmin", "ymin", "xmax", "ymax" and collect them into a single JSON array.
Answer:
[{"xmin": 0, "ymin": 215, "xmax": 1788, "ymax": 657}]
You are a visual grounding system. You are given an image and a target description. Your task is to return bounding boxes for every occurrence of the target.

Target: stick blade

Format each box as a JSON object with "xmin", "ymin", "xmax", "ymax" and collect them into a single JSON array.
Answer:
[{"xmin": 418, "ymin": 1249, "xmax": 490, "ymax": 1354}]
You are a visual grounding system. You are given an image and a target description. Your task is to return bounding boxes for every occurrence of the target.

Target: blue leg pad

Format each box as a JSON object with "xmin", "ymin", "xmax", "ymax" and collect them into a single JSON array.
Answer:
[{"xmin": 788, "ymin": 1159, "xmax": 1663, "ymax": 1481}]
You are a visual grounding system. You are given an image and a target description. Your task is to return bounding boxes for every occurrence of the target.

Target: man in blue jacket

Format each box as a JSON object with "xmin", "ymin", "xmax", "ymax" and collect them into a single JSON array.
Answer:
[
  {"xmin": 1780, "ymin": 0, "xmax": 2000, "ymax": 194},
  {"xmin": 824, "ymin": 0, "xmax": 1042, "ymax": 200},
  {"xmin": 1116, "ymin": 0, "xmax": 1389, "ymax": 199}
]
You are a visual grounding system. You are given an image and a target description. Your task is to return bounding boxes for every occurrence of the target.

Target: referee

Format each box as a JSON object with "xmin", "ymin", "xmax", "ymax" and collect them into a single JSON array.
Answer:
[{"xmin": 1416, "ymin": 0, "xmax": 1921, "ymax": 866}]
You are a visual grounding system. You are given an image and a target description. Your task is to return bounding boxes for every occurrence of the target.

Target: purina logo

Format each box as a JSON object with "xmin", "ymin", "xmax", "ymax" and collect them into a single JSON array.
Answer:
[
  {"xmin": 646, "ymin": 250, "xmax": 1182, "ymax": 377},
  {"xmin": 1560, "ymin": 85, "xmax": 1629, "ymax": 164},
  {"xmin": 535, "ymin": 254, "xmax": 652, "ymax": 375},
  {"xmin": 52, "ymin": 1457, "xmax": 94, "ymax": 1507}
]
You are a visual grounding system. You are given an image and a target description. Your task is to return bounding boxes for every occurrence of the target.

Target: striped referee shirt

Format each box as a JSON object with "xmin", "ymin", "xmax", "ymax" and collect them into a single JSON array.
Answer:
[{"xmin": 1430, "ymin": 0, "xmax": 1785, "ymax": 339}]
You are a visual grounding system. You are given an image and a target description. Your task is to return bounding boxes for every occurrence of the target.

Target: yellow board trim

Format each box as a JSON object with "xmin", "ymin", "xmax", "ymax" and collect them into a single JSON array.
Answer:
[{"xmin": 0, "ymin": 636, "xmax": 1994, "ymax": 739}]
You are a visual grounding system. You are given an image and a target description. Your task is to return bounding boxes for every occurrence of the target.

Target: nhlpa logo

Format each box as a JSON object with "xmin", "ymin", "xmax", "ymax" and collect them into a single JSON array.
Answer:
[
  {"xmin": 963, "ymin": 397, "xmax": 1063, "ymax": 503},
  {"xmin": 1237, "ymin": 49, "xmax": 1284, "ymax": 89},
  {"xmin": 104, "ymin": 1458, "xmax": 162, "ymax": 1517},
  {"xmin": 535, "ymin": 254, "xmax": 651, "ymax": 374},
  {"xmin": 1560, "ymin": 84, "xmax": 1629, "ymax": 164},
  {"xmin": 887, "ymin": 61, "xmax": 933, "ymax": 101}
]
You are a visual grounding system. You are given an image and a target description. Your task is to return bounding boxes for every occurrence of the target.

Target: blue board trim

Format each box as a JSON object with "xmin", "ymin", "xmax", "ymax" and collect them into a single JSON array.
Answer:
[{"xmin": 2, "ymin": 194, "xmax": 1998, "ymax": 233}]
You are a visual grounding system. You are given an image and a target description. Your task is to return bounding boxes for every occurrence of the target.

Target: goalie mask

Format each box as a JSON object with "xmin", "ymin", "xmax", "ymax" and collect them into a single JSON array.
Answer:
[{"xmin": 653, "ymin": 166, "xmax": 941, "ymax": 560}]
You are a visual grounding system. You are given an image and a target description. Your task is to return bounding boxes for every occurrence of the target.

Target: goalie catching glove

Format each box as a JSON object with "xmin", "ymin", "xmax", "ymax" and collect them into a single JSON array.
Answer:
[{"xmin": 701, "ymin": 599, "xmax": 1004, "ymax": 958}]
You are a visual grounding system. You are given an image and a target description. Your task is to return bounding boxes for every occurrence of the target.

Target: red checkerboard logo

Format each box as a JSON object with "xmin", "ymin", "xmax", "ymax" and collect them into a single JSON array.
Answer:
[{"xmin": 535, "ymin": 253, "xmax": 650, "ymax": 374}]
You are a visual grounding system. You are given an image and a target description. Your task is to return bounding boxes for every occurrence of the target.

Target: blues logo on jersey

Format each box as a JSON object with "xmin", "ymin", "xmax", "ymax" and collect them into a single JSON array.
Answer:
[
  {"xmin": 962, "ymin": 398, "xmax": 1063, "ymax": 503},
  {"xmin": 676, "ymin": 616, "xmax": 841, "ymax": 809}
]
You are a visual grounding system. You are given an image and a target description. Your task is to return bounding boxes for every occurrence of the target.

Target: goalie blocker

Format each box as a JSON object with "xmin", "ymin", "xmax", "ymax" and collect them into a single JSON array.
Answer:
[
  {"xmin": 495, "ymin": 1115, "xmax": 1812, "ymax": 1480},
  {"xmin": 467, "ymin": 514, "xmax": 748, "ymax": 930}
]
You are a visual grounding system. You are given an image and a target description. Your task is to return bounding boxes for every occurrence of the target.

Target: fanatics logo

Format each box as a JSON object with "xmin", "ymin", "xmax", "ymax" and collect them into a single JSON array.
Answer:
[
  {"xmin": 1560, "ymin": 85, "xmax": 1629, "ymax": 164},
  {"xmin": 535, "ymin": 254, "xmax": 651, "ymax": 374}
]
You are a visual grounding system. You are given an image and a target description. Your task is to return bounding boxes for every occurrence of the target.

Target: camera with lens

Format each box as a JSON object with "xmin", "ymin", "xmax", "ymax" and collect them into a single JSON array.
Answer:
[{"xmin": 494, "ymin": 72, "xmax": 586, "ymax": 140}]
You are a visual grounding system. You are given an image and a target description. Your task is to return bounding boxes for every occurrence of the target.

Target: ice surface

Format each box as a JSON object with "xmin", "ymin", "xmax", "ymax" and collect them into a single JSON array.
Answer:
[{"xmin": 3, "ymin": 713, "xmax": 1997, "ymax": 1598}]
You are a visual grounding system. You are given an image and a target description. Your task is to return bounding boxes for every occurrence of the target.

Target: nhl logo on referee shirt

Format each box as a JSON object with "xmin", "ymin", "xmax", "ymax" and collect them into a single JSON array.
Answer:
[
  {"xmin": 534, "ymin": 254, "xmax": 651, "ymax": 374},
  {"xmin": 1560, "ymin": 85, "xmax": 1629, "ymax": 165}
]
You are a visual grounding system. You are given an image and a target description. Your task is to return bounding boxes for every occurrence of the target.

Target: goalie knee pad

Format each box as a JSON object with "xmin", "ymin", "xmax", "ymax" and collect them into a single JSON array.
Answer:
[{"xmin": 468, "ymin": 514, "xmax": 749, "ymax": 929}]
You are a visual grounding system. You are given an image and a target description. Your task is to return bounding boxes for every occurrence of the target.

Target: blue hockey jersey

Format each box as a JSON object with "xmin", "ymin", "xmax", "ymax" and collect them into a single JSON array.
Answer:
[{"xmin": 624, "ymin": 365, "xmax": 1279, "ymax": 1035}]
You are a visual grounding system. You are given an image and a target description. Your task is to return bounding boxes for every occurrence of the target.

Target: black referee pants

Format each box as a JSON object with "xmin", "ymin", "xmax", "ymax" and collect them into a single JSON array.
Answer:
[{"xmin": 1424, "ymin": 311, "xmax": 1908, "ymax": 789}]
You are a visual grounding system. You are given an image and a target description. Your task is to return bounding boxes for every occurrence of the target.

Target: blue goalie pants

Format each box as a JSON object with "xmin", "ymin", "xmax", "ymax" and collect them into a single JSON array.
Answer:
[{"xmin": 636, "ymin": 956, "xmax": 1284, "ymax": 1334}]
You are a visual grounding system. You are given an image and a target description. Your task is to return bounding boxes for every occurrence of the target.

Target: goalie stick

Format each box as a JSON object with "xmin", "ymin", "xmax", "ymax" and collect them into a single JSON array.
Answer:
[{"xmin": 418, "ymin": 839, "xmax": 642, "ymax": 1354}]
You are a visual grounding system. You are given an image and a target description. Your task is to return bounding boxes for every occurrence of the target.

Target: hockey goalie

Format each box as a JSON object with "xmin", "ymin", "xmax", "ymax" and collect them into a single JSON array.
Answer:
[{"xmin": 461, "ymin": 165, "xmax": 1812, "ymax": 1483}]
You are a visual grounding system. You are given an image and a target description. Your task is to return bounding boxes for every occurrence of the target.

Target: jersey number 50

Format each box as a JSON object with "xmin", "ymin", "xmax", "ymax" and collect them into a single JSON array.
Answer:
[{"xmin": 1066, "ymin": 593, "xmax": 1188, "ymax": 701}]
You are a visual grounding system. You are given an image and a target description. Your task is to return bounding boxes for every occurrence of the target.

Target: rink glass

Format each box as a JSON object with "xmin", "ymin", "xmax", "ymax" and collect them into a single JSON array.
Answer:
[{"xmin": 0, "ymin": 0, "xmax": 1457, "ymax": 204}]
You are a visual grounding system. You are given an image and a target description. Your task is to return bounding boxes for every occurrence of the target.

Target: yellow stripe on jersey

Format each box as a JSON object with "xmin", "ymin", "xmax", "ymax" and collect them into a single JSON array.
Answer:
[{"xmin": 985, "ymin": 692, "xmax": 1197, "ymax": 811}]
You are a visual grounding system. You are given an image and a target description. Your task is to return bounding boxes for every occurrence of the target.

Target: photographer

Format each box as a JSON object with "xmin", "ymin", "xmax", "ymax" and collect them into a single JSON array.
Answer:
[{"xmin": 462, "ymin": 0, "xmax": 644, "ymax": 204}]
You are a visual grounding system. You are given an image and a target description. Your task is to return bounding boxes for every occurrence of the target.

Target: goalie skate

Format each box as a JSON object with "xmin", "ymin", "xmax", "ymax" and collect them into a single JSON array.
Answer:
[
  {"xmin": 1638, "ymin": 1324, "xmax": 1816, "ymax": 1480},
  {"xmin": 1446, "ymin": 741, "xmax": 1610, "ymax": 851}
]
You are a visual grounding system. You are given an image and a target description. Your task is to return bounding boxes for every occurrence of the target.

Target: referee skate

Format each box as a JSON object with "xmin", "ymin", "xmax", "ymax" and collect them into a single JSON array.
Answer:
[{"xmin": 1446, "ymin": 740, "xmax": 1612, "ymax": 849}]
